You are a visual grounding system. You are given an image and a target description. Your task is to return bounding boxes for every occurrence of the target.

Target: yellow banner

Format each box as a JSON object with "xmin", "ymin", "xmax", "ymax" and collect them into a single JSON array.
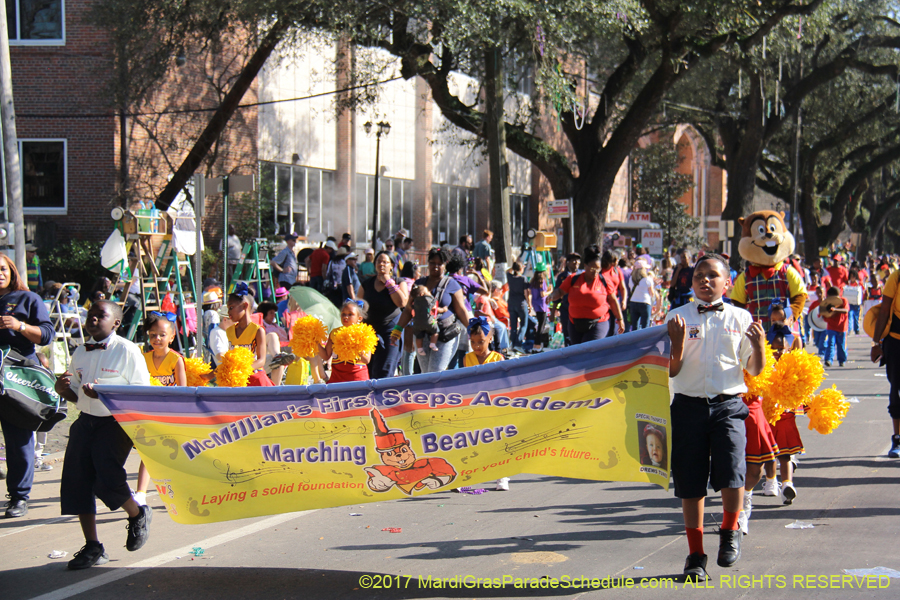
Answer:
[{"xmin": 98, "ymin": 327, "xmax": 672, "ymax": 524}]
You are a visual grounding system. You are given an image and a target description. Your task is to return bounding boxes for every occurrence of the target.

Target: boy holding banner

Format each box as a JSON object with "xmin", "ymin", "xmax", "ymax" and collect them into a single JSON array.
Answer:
[
  {"xmin": 54, "ymin": 301, "xmax": 153, "ymax": 570},
  {"xmin": 666, "ymin": 255, "xmax": 766, "ymax": 582}
]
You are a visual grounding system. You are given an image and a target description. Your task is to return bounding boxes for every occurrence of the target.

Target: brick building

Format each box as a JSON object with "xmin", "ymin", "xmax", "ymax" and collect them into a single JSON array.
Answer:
[{"xmin": 8, "ymin": 3, "xmax": 724, "ymax": 255}]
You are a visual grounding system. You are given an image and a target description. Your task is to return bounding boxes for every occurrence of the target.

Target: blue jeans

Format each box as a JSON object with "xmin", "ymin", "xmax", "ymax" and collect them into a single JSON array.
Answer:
[
  {"xmin": 630, "ymin": 302, "xmax": 652, "ymax": 330},
  {"xmin": 569, "ymin": 318, "xmax": 610, "ymax": 345},
  {"xmin": 492, "ymin": 319, "xmax": 510, "ymax": 350},
  {"xmin": 0, "ymin": 416, "xmax": 35, "ymax": 502},
  {"xmin": 824, "ymin": 330, "xmax": 847, "ymax": 364},
  {"xmin": 849, "ymin": 304, "xmax": 861, "ymax": 334},
  {"xmin": 416, "ymin": 334, "xmax": 461, "ymax": 373},
  {"xmin": 508, "ymin": 300, "xmax": 529, "ymax": 349},
  {"xmin": 368, "ymin": 329, "xmax": 402, "ymax": 379}
]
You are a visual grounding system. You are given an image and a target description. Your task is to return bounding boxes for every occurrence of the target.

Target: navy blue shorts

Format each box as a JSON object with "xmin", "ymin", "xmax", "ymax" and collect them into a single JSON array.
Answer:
[
  {"xmin": 60, "ymin": 413, "xmax": 134, "ymax": 515},
  {"xmin": 671, "ymin": 393, "xmax": 748, "ymax": 499}
]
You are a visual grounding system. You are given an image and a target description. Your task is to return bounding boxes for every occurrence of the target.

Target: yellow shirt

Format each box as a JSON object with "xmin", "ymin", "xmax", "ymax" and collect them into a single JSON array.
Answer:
[
  {"xmin": 881, "ymin": 270, "xmax": 900, "ymax": 339},
  {"xmin": 729, "ymin": 262, "xmax": 806, "ymax": 304},
  {"xmin": 143, "ymin": 350, "xmax": 181, "ymax": 386},
  {"xmin": 226, "ymin": 322, "xmax": 260, "ymax": 353},
  {"xmin": 464, "ymin": 351, "xmax": 504, "ymax": 367}
]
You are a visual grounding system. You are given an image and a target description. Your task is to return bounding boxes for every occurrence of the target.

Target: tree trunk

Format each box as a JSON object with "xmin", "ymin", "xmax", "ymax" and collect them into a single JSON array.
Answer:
[
  {"xmin": 484, "ymin": 46, "xmax": 512, "ymax": 264},
  {"xmin": 155, "ymin": 19, "xmax": 289, "ymax": 210}
]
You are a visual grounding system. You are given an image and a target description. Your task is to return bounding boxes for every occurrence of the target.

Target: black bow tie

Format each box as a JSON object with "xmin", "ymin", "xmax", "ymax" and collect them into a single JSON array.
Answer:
[
  {"xmin": 85, "ymin": 342, "xmax": 108, "ymax": 352},
  {"xmin": 697, "ymin": 302, "xmax": 724, "ymax": 314}
]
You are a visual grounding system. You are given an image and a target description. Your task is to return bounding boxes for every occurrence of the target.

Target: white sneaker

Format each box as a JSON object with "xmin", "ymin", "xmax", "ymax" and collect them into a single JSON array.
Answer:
[
  {"xmin": 495, "ymin": 477, "xmax": 510, "ymax": 491},
  {"xmin": 782, "ymin": 481, "xmax": 797, "ymax": 505},
  {"xmin": 132, "ymin": 491, "xmax": 147, "ymax": 506},
  {"xmin": 762, "ymin": 477, "xmax": 779, "ymax": 496},
  {"xmin": 738, "ymin": 491, "xmax": 752, "ymax": 535}
]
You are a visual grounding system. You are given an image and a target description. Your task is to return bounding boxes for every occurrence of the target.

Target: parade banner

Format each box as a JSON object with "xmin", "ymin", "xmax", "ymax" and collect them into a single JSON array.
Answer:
[{"xmin": 97, "ymin": 327, "xmax": 672, "ymax": 524}]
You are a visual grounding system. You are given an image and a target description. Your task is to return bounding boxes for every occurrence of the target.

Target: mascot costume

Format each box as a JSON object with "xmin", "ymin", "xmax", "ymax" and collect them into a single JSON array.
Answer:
[{"xmin": 729, "ymin": 211, "xmax": 807, "ymax": 329}]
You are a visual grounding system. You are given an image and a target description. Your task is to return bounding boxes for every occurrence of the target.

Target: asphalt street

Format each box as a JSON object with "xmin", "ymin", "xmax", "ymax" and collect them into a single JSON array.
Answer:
[{"xmin": 2, "ymin": 331, "xmax": 898, "ymax": 600}]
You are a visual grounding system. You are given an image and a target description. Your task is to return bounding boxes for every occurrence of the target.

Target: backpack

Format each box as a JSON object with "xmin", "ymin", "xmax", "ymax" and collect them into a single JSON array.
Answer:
[{"xmin": 411, "ymin": 295, "xmax": 439, "ymax": 335}]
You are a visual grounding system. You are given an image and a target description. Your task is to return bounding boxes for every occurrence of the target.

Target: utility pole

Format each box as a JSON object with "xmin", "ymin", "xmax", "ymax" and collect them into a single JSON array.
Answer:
[
  {"xmin": 0, "ymin": 5, "xmax": 26, "ymax": 274},
  {"xmin": 484, "ymin": 45, "xmax": 513, "ymax": 265}
]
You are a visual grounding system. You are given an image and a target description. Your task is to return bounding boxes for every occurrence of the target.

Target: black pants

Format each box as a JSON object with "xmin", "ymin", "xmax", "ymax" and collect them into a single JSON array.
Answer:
[
  {"xmin": 569, "ymin": 319, "xmax": 610, "ymax": 345},
  {"xmin": 885, "ymin": 336, "xmax": 900, "ymax": 419}
]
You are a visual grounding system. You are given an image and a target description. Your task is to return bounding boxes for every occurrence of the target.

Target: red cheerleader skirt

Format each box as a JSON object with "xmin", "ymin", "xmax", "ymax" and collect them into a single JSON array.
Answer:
[
  {"xmin": 772, "ymin": 411, "xmax": 804, "ymax": 456},
  {"xmin": 743, "ymin": 395, "xmax": 779, "ymax": 463},
  {"xmin": 329, "ymin": 361, "xmax": 369, "ymax": 383},
  {"xmin": 248, "ymin": 371, "xmax": 275, "ymax": 386}
]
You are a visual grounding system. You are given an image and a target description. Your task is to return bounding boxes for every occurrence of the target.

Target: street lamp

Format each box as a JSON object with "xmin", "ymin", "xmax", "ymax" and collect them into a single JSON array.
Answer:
[{"xmin": 365, "ymin": 121, "xmax": 391, "ymax": 251}]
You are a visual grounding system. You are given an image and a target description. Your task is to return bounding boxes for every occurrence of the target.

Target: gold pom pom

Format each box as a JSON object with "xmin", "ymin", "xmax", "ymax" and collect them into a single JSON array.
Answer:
[
  {"xmin": 290, "ymin": 316, "xmax": 328, "ymax": 358},
  {"xmin": 806, "ymin": 385, "xmax": 851, "ymax": 435},
  {"xmin": 767, "ymin": 349, "xmax": 825, "ymax": 411},
  {"xmin": 150, "ymin": 377, "xmax": 163, "ymax": 386},
  {"xmin": 331, "ymin": 323, "xmax": 378, "ymax": 364},
  {"xmin": 744, "ymin": 343, "xmax": 776, "ymax": 398},
  {"xmin": 216, "ymin": 347, "xmax": 256, "ymax": 388},
  {"xmin": 184, "ymin": 357, "xmax": 213, "ymax": 387}
]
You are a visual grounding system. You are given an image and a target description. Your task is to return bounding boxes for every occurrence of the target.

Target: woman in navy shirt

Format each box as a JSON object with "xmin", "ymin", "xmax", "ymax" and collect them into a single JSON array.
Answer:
[{"xmin": 0, "ymin": 254, "xmax": 54, "ymax": 518}]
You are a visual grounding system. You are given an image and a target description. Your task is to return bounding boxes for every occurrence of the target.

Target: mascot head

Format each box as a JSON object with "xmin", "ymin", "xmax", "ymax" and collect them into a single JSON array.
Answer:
[{"xmin": 738, "ymin": 210, "xmax": 795, "ymax": 267}]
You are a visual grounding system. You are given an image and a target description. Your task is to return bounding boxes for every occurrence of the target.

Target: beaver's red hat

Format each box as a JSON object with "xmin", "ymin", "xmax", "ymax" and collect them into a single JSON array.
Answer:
[{"xmin": 370, "ymin": 408, "xmax": 409, "ymax": 452}]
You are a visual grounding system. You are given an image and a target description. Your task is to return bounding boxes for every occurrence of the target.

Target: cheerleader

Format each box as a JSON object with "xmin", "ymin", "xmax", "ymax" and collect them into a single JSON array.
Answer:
[
  {"xmin": 135, "ymin": 312, "xmax": 186, "ymax": 505},
  {"xmin": 767, "ymin": 333, "xmax": 805, "ymax": 505},
  {"xmin": 224, "ymin": 283, "xmax": 273, "ymax": 386},
  {"xmin": 462, "ymin": 317, "xmax": 509, "ymax": 491},
  {"xmin": 321, "ymin": 300, "xmax": 371, "ymax": 383},
  {"xmin": 738, "ymin": 328, "xmax": 783, "ymax": 535}
]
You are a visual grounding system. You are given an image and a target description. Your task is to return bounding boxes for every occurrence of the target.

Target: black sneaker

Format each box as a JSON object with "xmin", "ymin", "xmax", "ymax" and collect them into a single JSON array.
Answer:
[
  {"xmin": 68, "ymin": 542, "xmax": 109, "ymax": 570},
  {"xmin": 125, "ymin": 504, "xmax": 152, "ymax": 551},
  {"xmin": 683, "ymin": 552, "xmax": 709, "ymax": 582},
  {"xmin": 717, "ymin": 528, "xmax": 742, "ymax": 567},
  {"xmin": 5, "ymin": 497, "xmax": 27, "ymax": 518}
]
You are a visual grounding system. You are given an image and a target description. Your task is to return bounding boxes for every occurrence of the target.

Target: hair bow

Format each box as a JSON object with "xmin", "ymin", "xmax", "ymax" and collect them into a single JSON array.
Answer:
[
  {"xmin": 233, "ymin": 282, "xmax": 251, "ymax": 297},
  {"xmin": 355, "ymin": 300, "xmax": 365, "ymax": 309},
  {"xmin": 468, "ymin": 316, "xmax": 491, "ymax": 335},
  {"xmin": 150, "ymin": 311, "xmax": 177, "ymax": 322},
  {"xmin": 766, "ymin": 324, "xmax": 794, "ymax": 345}
]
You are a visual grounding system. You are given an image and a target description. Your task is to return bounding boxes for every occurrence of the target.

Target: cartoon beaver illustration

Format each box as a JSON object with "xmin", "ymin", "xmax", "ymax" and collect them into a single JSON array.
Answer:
[
  {"xmin": 363, "ymin": 409, "xmax": 457, "ymax": 495},
  {"xmin": 728, "ymin": 210, "xmax": 807, "ymax": 329}
]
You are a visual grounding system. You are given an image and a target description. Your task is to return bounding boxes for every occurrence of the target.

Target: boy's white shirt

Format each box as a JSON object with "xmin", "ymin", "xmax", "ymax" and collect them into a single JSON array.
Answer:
[
  {"xmin": 665, "ymin": 301, "xmax": 753, "ymax": 398},
  {"xmin": 68, "ymin": 334, "xmax": 151, "ymax": 417}
]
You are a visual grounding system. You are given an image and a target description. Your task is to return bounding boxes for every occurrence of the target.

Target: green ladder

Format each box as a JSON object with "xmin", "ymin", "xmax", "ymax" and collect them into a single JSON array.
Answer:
[
  {"xmin": 229, "ymin": 241, "xmax": 277, "ymax": 303},
  {"xmin": 157, "ymin": 237, "xmax": 199, "ymax": 353}
]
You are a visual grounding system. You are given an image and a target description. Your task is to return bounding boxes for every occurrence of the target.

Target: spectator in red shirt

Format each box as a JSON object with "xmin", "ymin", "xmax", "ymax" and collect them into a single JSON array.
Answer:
[
  {"xmin": 822, "ymin": 286, "xmax": 849, "ymax": 367},
  {"xmin": 826, "ymin": 254, "xmax": 849, "ymax": 293},
  {"xmin": 307, "ymin": 240, "xmax": 336, "ymax": 292},
  {"xmin": 600, "ymin": 250, "xmax": 626, "ymax": 337},
  {"xmin": 549, "ymin": 244, "xmax": 624, "ymax": 345}
]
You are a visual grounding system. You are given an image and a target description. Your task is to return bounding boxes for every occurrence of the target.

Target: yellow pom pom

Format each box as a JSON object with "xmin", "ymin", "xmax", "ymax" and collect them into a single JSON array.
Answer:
[
  {"xmin": 761, "ymin": 395, "xmax": 784, "ymax": 426},
  {"xmin": 766, "ymin": 349, "xmax": 825, "ymax": 411},
  {"xmin": 806, "ymin": 385, "xmax": 851, "ymax": 435},
  {"xmin": 216, "ymin": 347, "xmax": 256, "ymax": 388},
  {"xmin": 150, "ymin": 378, "xmax": 163, "ymax": 387},
  {"xmin": 744, "ymin": 343, "xmax": 776, "ymax": 398},
  {"xmin": 290, "ymin": 316, "xmax": 328, "ymax": 358},
  {"xmin": 184, "ymin": 357, "xmax": 213, "ymax": 387},
  {"xmin": 331, "ymin": 323, "xmax": 378, "ymax": 364}
]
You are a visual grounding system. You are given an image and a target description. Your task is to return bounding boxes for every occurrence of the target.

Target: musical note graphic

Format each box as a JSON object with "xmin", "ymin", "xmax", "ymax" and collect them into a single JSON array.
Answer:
[
  {"xmin": 331, "ymin": 469, "xmax": 355, "ymax": 479},
  {"xmin": 408, "ymin": 410, "xmax": 475, "ymax": 433},
  {"xmin": 503, "ymin": 421, "xmax": 590, "ymax": 455},
  {"xmin": 304, "ymin": 419, "xmax": 367, "ymax": 441}
]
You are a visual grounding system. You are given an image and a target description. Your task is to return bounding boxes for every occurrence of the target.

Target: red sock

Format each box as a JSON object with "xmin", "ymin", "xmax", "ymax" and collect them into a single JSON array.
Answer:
[
  {"xmin": 686, "ymin": 527, "xmax": 704, "ymax": 555},
  {"xmin": 722, "ymin": 510, "xmax": 740, "ymax": 531}
]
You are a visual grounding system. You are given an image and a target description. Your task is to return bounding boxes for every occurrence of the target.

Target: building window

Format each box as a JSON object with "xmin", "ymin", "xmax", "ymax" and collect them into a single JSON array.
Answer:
[
  {"xmin": 259, "ymin": 161, "xmax": 335, "ymax": 237},
  {"xmin": 356, "ymin": 175, "xmax": 413, "ymax": 247},
  {"xmin": 510, "ymin": 193, "xmax": 530, "ymax": 251},
  {"xmin": 431, "ymin": 183, "xmax": 476, "ymax": 247},
  {"xmin": 6, "ymin": 0, "xmax": 65, "ymax": 43},
  {"xmin": 21, "ymin": 139, "xmax": 66, "ymax": 215}
]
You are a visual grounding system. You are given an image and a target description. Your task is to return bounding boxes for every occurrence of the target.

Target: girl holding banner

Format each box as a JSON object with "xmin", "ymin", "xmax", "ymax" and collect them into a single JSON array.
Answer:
[{"xmin": 0, "ymin": 254, "xmax": 55, "ymax": 518}]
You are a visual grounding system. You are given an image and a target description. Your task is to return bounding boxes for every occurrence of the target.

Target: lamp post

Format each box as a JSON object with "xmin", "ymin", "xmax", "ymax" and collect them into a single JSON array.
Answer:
[{"xmin": 365, "ymin": 120, "xmax": 391, "ymax": 251}]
